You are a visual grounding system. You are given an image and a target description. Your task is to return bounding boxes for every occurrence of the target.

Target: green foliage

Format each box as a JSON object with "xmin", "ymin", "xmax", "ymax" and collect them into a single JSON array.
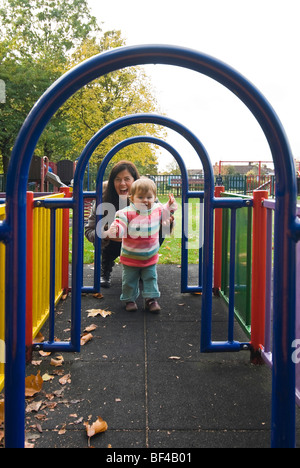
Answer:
[{"xmin": 0, "ymin": 1, "xmax": 164, "ymax": 175}]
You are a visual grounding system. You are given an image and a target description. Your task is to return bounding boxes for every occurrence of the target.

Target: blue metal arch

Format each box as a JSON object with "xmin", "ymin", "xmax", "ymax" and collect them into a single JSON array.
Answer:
[
  {"xmin": 1, "ymin": 45, "xmax": 298, "ymax": 448},
  {"xmin": 93, "ymin": 135, "xmax": 201, "ymax": 295},
  {"xmin": 72, "ymin": 114, "xmax": 214, "ymax": 302}
]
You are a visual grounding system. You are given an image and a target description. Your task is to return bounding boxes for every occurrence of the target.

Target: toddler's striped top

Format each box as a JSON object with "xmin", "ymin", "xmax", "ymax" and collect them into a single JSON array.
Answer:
[{"xmin": 112, "ymin": 202, "xmax": 172, "ymax": 267}]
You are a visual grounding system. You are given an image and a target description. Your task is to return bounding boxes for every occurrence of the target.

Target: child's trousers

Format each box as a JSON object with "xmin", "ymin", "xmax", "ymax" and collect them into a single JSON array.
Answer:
[{"xmin": 120, "ymin": 264, "xmax": 160, "ymax": 303}]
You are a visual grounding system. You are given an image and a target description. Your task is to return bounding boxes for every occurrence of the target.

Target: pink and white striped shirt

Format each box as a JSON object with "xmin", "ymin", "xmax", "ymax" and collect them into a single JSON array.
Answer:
[{"xmin": 112, "ymin": 202, "xmax": 173, "ymax": 267}]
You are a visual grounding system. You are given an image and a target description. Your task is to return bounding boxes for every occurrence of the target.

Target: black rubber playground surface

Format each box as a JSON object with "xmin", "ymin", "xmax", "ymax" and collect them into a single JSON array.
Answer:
[{"xmin": 24, "ymin": 264, "xmax": 300, "ymax": 448}]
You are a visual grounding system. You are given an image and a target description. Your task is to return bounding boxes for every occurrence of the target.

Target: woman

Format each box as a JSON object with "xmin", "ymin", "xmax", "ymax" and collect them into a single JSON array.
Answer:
[
  {"xmin": 85, "ymin": 160, "xmax": 174, "ymax": 288},
  {"xmin": 85, "ymin": 160, "xmax": 140, "ymax": 288}
]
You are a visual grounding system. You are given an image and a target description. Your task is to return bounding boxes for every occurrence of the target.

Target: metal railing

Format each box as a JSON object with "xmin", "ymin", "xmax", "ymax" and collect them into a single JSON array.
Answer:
[{"xmin": 0, "ymin": 190, "xmax": 70, "ymax": 391}]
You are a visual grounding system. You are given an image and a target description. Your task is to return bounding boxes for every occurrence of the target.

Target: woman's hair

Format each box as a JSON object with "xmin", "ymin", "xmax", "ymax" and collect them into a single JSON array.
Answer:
[
  {"xmin": 130, "ymin": 178, "xmax": 157, "ymax": 199},
  {"xmin": 102, "ymin": 160, "xmax": 140, "ymax": 207}
]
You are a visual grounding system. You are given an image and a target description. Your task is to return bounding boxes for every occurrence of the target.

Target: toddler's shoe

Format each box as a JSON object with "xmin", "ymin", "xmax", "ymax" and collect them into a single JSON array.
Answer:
[
  {"xmin": 125, "ymin": 301, "xmax": 138, "ymax": 312},
  {"xmin": 145, "ymin": 298, "xmax": 161, "ymax": 314}
]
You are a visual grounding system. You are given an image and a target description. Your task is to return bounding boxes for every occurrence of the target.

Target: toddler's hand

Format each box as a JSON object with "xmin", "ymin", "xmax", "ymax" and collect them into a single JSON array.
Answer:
[
  {"xmin": 107, "ymin": 224, "xmax": 118, "ymax": 238},
  {"xmin": 168, "ymin": 193, "xmax": 178, "ymax": 212}
]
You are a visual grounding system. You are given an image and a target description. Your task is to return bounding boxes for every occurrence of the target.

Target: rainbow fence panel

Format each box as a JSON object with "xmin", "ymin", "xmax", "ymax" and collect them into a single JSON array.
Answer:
[
  {"xmin": 31, "ymin": 193, "xmax": 65, "ymax": 339},
  {"xmin": 261, "ymin": 199, "xmax": 300, "ymax": 406},
  {"xmin": 0, "ymin": 191, "xmax": 69, "ymax": 392},
  {"xmin": 0, "ymin": 204, "xmax": 5, "ymax": 391}
]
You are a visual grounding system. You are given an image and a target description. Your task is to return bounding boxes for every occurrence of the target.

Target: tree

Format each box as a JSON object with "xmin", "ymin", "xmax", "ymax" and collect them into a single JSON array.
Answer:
[
  {"xmin": 0, "ymin": 0, "xmax": 100, "ymax": 173},
  {"xmin": 0, "ymin": 0, "xmax": 100, "ymax": 63},
  {"xmin": 62, "ymin": 31, "xmax": 164, "ymax": 174},
  {"xmin": 0, "ymin": 2, "xmax": 164, "ymax": 175}
]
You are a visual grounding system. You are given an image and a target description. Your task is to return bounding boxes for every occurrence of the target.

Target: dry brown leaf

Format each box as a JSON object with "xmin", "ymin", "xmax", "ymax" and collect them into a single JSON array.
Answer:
[
  {"xmin": 58, "ymin": 424, "xmax": 66, "ymax": 435},
  {"xmin": 93, "ymin": 293, "xmax": 104, "ymax": 299},
  {"xmin": 80, "ymin": 333, "xmax": 93, "ymax": 345},
  {"xmin": 33, "ymin": 332, "xmax": 45, "ymax": 343},
  {"xmin": 84, "ymin": 417, "xmax": 108, "ymax": 438},
  {"xmin": 50, "ymin": 355, "xmax": 64, "ymax": 367},
  {"xmin": 59, "ymin": 373, "xmax": 71, "ymax": 386},
  {"xmin": 39, "ymin": 350, "xmax": 51, "ymax": 357},
  {"xmin": 42, "ymin": 373, "xmax": 54, "ymax": 382},
  {"xmin": 25, "ymin": 371, "xmax": 43, "ymax": 397},
  {"xmin": 31, "ymin": 360, "xmax": 42, "ymax": 366},
  {"xmin": 87, "ymin": 309, "xmax": 112, "ymax": 318},
  {"xmin": 84, "ymin": 324, "xmax": 97, "ymax": 332},
  {"xmin": 26, "ymin": 400, "xmax": 43, "ymax": 413}
]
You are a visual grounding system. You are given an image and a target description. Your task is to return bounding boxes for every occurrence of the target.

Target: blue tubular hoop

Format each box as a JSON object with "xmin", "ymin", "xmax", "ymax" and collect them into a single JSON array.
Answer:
[
  {"xmin": 92, "ymin": 135, "xmax": 200, "ymax": 294},
  {"xmin": 3, "ymin": 45, "xmax": 297, "ymax": 448},
  {"xmin": 73, "ymin": 116, "xmax": 214, "ymax": 297}
]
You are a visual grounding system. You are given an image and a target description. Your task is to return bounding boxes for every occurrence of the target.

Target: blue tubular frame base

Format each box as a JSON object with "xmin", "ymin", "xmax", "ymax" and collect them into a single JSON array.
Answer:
[{"xmin": 3, "ymin": 44, "xmax": 297, "ymax": 448}]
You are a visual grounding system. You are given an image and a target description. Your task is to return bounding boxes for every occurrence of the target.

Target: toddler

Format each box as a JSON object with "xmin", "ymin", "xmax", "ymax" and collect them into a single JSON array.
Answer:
[{"xmin": 107, "ymin": 178, "xmax": 177, "ymax": 313}]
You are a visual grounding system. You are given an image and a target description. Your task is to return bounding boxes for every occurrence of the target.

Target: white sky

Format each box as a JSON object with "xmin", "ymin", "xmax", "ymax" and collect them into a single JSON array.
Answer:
[{"xmin": 88, "ymin": 0, "xmax": 300, "ymax": 172}]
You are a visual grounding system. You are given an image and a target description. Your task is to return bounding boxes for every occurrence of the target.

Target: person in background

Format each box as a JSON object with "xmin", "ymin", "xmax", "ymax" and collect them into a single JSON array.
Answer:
[{"xmin": 85, "ymin": 160, "xmax": 140, "ymax": 288}]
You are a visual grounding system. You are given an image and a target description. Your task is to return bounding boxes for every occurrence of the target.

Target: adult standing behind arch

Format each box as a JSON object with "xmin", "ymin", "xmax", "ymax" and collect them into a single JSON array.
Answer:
[
  {"xmin": 85, "ymin": 159, "xmax": 174, "ymax": 288},
  {"xmin": 85, "ymin": 160, "xmax": 139, "ymax": 288}
]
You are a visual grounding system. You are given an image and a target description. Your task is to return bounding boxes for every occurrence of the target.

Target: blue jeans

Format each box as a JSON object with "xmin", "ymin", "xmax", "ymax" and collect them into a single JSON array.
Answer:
[{"xmin": 120, "ymin": 264, "xmax": 160, "ymax": 303}]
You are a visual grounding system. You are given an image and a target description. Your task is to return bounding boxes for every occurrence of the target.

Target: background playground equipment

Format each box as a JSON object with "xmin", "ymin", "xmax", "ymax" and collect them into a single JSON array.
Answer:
[{"xmin": 0, "ymin": 45, "xmax": 299, "ymax": 448}]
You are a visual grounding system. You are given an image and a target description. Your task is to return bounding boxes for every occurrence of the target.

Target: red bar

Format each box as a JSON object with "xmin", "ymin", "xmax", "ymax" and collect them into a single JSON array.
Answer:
[
  {"xmin": 25, "ymin": 192, "xmax": 34, "ymax": 363},
  {"xmin": 213, "ymin": 186, "xmax": 225, "ymax": 294},
  {"xmin": 60, "ymin": 187, "xmax": 70, "ymax": 294},
  {"xmin": 250, "ymin": 190, "xmax": 268, "ymax": 364}
]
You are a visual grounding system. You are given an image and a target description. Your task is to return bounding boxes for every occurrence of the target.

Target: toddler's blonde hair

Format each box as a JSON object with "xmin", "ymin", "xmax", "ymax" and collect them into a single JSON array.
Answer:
[{"xmin": 130, "ymin": 178, "xmax": 157, "ymax": 199}]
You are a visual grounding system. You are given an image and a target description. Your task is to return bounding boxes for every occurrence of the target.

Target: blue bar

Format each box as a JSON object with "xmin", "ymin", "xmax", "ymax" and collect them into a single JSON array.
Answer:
[
  {"xmin": 32, "ymin": 341, "xmax": 77, "ymax": 352},
  {"xmin": 3, "ymin": 44, "xmax": 297, "ymax": 448},
  {"xmin": 49, "ymin": 209, "xmax": 56, "ymax": 342},
  {"xmin": 34, "ymin": 198, "xmax": 74, "ymax": 209}
]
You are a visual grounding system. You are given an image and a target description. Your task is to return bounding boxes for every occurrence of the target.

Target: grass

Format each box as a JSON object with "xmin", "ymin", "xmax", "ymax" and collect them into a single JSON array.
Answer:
[{"xmin": 69, "ymin": 196, "xmax": 202, "ymax": 265}]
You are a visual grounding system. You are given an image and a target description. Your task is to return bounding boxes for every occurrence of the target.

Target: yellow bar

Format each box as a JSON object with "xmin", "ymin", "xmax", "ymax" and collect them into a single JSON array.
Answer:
[{"xmin": 0, "ymin": 205, "xmax": 6, "ymax": 391}]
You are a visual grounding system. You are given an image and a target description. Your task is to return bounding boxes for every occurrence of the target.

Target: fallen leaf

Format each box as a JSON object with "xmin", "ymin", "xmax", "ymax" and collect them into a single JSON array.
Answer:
[
  {"xmin": 39, "ymin": 350, "xmax": 51, "ymax": 357},
  {"xmin": 58, "ymin": 424, "xmax": 66, "ymax": 435},
  {"xmin": 93, "ymin": 293, "xmax": 104, "ymax": 299},
  {"xmin": 33, "ymin": 332, "xmax": 45, "ymax": 343},
  {"xmin": 164, "ymin": 245, "xmax": 171, "ymax": 250},
  {"xmin": 50, "ymin": 355, "xmax": 64, "ymax": 367},
  {"xmin": 25, "ymin": 371, "xmax": 43, "ymax": 397},
  {"xmin": 84, "ymin": 324, "xmax": 97, "ymax": 332},
  {"xmin": 84, "ymin": 417, "xmax": 108, "ymax": 438},
  {"xmin": 80, "ymin": 333, "xmax": 93, "ymax": 345},
  {"xmin": 87, "ymin": 309, "xmax": 112, "ymax": 318},
  {"xmin": 59, "ymin": 373, "xmax": 71, "ymax": 386},
  {"xmin": 31, "ymin": 360, "xmax": 42, "ymax": 366},
  {"xmin": 42, "ymin": 373, "xmax": 54, "ymax": 382},
  {"xmin": 26, "ymin": 400, "xmax": 43, "ymax": 413}
]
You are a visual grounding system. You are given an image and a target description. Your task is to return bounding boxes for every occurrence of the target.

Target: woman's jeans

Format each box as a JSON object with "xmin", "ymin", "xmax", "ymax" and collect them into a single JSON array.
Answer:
[{"xmin": 120, "ymin": 264, "xmax": 160, "ymax": 303}]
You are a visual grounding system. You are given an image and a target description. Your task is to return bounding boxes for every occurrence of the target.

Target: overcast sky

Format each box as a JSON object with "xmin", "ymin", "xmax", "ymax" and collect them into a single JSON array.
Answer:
[{"xmin": 88, "ymin": 0, "xmax": 300, "ymax": 172}]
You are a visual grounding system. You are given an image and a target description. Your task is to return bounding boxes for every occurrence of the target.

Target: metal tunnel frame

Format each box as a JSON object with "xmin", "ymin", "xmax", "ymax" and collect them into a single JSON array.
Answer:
[
  {"xmin": 1, "ymin": 45, "xmax": 299, "ymax": 448},
  {"xmin": 74, "ymin": 116, "xmax": 214, "ymax": 295}
]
